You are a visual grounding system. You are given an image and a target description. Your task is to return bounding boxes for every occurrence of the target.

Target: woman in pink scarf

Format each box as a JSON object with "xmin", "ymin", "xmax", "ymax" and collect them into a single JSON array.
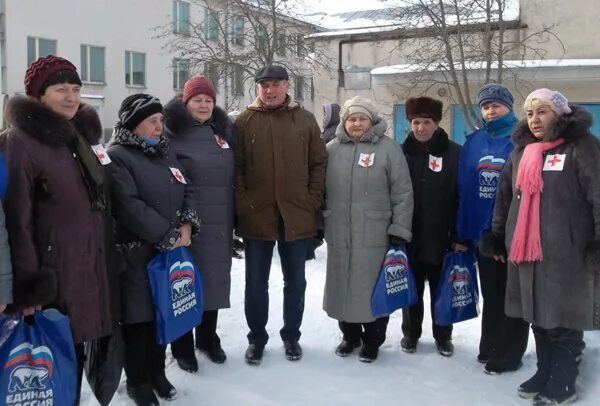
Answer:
[{"xmin": 481, "ymin": 88, "xmax": 600, "ymax": 405}]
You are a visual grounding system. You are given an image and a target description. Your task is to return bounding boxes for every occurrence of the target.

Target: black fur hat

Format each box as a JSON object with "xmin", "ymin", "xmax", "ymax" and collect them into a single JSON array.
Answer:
[{"xmin": 405, "ymin": 97, "xmax": 443, "ymax": 122}]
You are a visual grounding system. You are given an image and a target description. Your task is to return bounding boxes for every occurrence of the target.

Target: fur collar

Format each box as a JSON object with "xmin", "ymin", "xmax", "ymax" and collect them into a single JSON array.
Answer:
[
  {"xmin": 512, "ymin": 105, "xmax": 593, "ymax": 148},
  {"xmin": 109, "ymin": 124, "xmax": 169, "ymax": 157},
  {"xmin": 5, "ymin": 96, "xmax": 102, "ymax": 146},
  {"xmin": 403, "ymin": 127, "xmax": 450, "ymax": 155},
  {"xmin": 163, "ymin": 96, "xmax": 234, "ymax": 143},
  {"xmin": 247, "ymin": 95, "xmax": 300, "ymax": 112}
]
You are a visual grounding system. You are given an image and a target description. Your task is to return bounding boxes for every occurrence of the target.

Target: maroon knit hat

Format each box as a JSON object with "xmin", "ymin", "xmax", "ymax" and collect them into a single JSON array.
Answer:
[
  {"xmin": 24, "ymin": 55, "xmax": 79, "ymax": 98},
  {"xmin": 182, "ymin": 75, "xmax": 216, "ymax": 104}
]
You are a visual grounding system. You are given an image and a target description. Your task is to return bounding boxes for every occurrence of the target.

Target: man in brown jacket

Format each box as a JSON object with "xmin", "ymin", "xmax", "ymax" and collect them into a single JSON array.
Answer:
[{"xmin": 235, "ymin": 65, "xmax": 326, "ymax": 365}]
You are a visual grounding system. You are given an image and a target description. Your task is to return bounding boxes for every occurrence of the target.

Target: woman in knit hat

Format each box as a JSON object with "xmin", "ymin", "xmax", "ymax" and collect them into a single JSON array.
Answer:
[
  {"xmin": 455, "ymin": 83, "xmax": 529, "ymax": 374},
  {"xmin": 163, "ymin": 75, "xmax": 235, "ymax": 373},
  {"xmin": 322, "ymin": 95, "xmax": 413, "ymax": 362},
  {"xmin": 399, "ymin": 97, "xmax": 461, "ymax": 357},
  {"xmin": 481, "ymin": 89, "xmax": 600, "ymax": 405},
  {"xmin": 0, "ymin": 55, "xmax": 113, "ymax": 404},
  {"xmin": 107, "ymin": 93, "xmax": 200, "ymax": 405}
]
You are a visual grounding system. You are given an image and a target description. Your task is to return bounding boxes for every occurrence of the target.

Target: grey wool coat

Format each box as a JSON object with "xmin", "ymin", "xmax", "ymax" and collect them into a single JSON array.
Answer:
[
  {"xmin": 164, "ymin": 97, "xmax": 234, "ymax": 310},
  {"xmin": 486, "ymin": 105, "xmax": 600, "ymax": 330},
  {"xmin": 323, "ymin": 117, "xmax": 413, "ymax": 323}
]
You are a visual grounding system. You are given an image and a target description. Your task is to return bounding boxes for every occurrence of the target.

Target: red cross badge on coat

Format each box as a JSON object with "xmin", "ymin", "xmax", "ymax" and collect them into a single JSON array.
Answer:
[
  {"xmin": 358, "ymin": 153, "xmax": 375, "ymax": 167},
  {"xmin": 429, "ymin": 155, "xmax": 442, "ymax": 172},
  {"xmin": 214, "ymin": 135, "xmax": 230, "ymax": 149},
  {"xmin": 543, "ymin": 154, "xmax": 566, "ymax": 171},
  {"xmin": 169, "ymin": 167, "xmax": 187, "ymax": 184},
  {"xmin": 91, "ymin": 144, "xmax": 111, "ymax": 165}
]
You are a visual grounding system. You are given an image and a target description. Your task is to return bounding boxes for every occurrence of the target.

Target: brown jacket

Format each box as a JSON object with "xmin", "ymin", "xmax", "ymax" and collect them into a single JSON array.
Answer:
[
  {"xmin": 234, "ymin": 96, "xmax": 326, "ymax": 241},
  {"xmin": 0, "ymin": 97, "xmax": 113, "ymax": 343}
]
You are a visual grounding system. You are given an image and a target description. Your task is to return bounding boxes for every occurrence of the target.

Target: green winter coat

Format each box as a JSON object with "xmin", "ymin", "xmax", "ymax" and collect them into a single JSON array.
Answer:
[
  {"xmin": 234, "ymin": 96, "xmax": 326, "ymax": 241},
  {"xmin": 323, "ymin": 117, "xmax": 413, "ymax": 323}
]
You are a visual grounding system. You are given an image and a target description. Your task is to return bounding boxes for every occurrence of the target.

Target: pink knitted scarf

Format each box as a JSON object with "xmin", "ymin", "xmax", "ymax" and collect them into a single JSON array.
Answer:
[{"xmin": 509, "ymin": 138, "xmax": 565, "ymax": 263}]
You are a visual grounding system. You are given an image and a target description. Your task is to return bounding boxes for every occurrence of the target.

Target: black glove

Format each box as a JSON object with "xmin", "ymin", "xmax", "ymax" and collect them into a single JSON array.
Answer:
[
  {"xmin": 316, "ymin": 229, "xmax": 324, "ymax": 242},
  {"xmin": 388, "ymin": 235, "xmax": 406, "ymax": 246},
  {"xmin": 479, "ymin": 231, "xmax": 506, "ymax": 258}
]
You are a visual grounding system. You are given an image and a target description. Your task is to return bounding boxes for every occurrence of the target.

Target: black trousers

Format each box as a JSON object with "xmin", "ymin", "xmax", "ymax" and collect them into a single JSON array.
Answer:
[
  {"xmin": 478, "ymin": 251, "xmax": 529, "ymax": 364},
  {"xmin": 401, "ymin": 261, "xmax": 453, "ymax": 342},
  {"xmin": 171, "ymin": 309, "xmax": 220, "ymax": 359},
  {"xmin": 74, "ymin": 342, "xmax": 85, "ymax": 406},
  {"xmin": 338, "ymin": 317, "xmax": 390, "ymax": 348},
  {"xmin": 122, "ymin": 322, "xmax": 167, "ymax": 387}
]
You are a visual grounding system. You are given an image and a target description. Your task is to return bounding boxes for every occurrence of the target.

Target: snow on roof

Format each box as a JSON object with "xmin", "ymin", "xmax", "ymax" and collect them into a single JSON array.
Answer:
[{"xmin": 371, "ymin": 59, "xmax": 600, "ymax": 75}]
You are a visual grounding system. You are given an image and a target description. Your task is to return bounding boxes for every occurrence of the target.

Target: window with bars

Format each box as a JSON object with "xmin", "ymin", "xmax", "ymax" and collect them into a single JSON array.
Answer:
[
  {"xmin": 172, "ymin": 1, "xmax": 190, "ymax": 34},
  {"xmin": 173, "ymin": 58, "xmax": 190, "ymax": 90},
  {"xmin": 125, "ymin": 51, "xmax": 146, "ymax": 87},
  {"xmin": 80, "ymin": 45, "xmax": 105, "ymax": 83},
  {"xmin": 27, "ymin": 36, "xmax": 57, "ymax": 66}
]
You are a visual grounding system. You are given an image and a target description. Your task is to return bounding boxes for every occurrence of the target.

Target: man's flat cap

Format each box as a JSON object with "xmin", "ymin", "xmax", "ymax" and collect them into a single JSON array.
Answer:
[{"xmin": 254, "ymin": 65, "xmax": 289, "ymax": 83}]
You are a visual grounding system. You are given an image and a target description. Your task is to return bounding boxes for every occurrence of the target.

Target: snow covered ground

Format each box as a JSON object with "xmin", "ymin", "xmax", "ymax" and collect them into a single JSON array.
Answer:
[{"xmin": 81, "ymin": 244, "xmax": 600, "ymax": 405}]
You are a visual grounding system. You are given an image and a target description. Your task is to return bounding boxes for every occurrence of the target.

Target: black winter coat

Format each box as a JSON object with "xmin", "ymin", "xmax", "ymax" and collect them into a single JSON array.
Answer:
[
  {"xmin": 107, "ymin": 127, "xmax": 199, "ymax": 324},
  {"xmin": 164, "ymin": 97, "xmax": 235, "ymax": 310},
  {"xmin": 402, "ymin": 128, "xmax": 461, "ymax": 265}
]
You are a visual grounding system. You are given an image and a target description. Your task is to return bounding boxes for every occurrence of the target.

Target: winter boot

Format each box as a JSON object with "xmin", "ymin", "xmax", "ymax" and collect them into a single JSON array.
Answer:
[
  {"xmin": 335, "ymin": 340, "xmax": 361, "ymax": 357},
  {"xmin": 358, "ymin": 345, "xmax": 379, "ymax": 363},
  {"xmin": 245, "ymin": 344, "xmax": 264, "ymax": 365},
  {"xmin": 400, "ymin": 336, "xmax": 418, "ymax": 353},
  {"xmin": 127, "ymin": 382, "xmax": 159, "ymax": 406},
  {"xmin": 152, "ymin": 372, "xmax": 178, "ymax": 400},
  {"xmin": 283, "ymin": 340, "xmax": 303, "ymax": 361},
  {"xmin": 435, "ymin": 340, "xmax": 454, "ymax": 357},
  {"xmin": 198, "ymin": 343, "xmax": 227, "ymax": 364},
  {"xmin": 533, "ymin": 329, "xmax": 582, "ymax": 405},
  {"xmin": 517, "ymin": 328, "xmax": 552, "ymax": 399},
  {"xmin": 176, "ymin": 356, "xmax": 198, "ymax": 373}
]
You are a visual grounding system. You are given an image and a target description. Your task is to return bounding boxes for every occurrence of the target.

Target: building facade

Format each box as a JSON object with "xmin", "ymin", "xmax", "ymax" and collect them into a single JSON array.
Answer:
[{"xmin": 0, "ymin": 0, "xmax": 319, "ymax": 134}]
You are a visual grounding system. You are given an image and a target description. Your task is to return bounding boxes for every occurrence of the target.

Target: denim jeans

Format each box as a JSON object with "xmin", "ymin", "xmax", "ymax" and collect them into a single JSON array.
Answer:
[{"xmin": 244, "ymin": 237, "xmax": 309, "ymax": 346}]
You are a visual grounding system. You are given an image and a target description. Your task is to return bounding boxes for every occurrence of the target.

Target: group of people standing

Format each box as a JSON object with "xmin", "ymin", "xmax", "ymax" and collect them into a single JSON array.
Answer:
[{"xmin": 0, "ymin": 53, "xmax": 598, "ymax": 406}]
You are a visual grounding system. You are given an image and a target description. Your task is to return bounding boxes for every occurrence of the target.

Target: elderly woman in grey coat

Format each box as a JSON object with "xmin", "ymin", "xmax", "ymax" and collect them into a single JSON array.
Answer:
[
  {"xmin": 323, "ymin": 96, "xmax": 413, "ymax": 362},
  {"xmin": 481, "ymin": 89, "xmax": 600, "ymax": 405}
]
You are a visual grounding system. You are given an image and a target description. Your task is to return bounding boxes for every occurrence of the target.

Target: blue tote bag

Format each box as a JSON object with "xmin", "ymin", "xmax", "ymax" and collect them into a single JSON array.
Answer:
[
  {"xmin": 147, "ymin": 246, "xmax": 204, "ymax": 345},
  {"xmin": 435, "ymin": 250, "xmax": 480, "ymax": 326},
  {"xmin": 0, "ymin": 309, "xmax": 77, "ymax": 406},
  {"xmin": 371, "ymin": 244, "xmax": 418, "ymax": 317}
]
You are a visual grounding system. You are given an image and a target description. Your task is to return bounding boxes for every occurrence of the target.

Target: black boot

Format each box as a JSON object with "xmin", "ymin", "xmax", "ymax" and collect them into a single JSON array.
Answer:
[
  {"xmin": 358, "ymin": 344, "xmax": 379, "ymax": 363},
  {"xmin": 152, "ymin": 372, "xmax": 178, "ymax": 400},
  {"xmin": 518, "ymin": 327, "xmax": 552, "ymax": 399},
  {"xmin": 533, "ymin": 328, "xmax": 582, "ymax": 405},
  {"xmin": 335, "ymin": 340, "xmax": 361, "ymax": 357},
  {"xmin": 283, "ymin": 340, "xmax": 303, "ymax": 361},
  {"xmin": 198, "ymin": 344, "xmax": 227, "ymax": 364},
  {"xmin": 176, "ymin": 356, "xmax": 198, "ymax": 373},
  {"xmin": 127, "ymin": 382, "xmax": 159, "ymax": 406},
  {"xmin": 245, "ymin": 344, "xmax": 265, "ymax": 365}
]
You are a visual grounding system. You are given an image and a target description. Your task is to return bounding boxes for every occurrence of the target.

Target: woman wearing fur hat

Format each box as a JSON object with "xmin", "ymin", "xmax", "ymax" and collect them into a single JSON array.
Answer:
[
  {"xmin": 481, "ymin": 89, "xmax": 600, "ymax": 405},
  {"xmin": 164, "ymin": 75, "xmax": 235, "ymax": 373},
  {"xmin": 323, "ymin": 96, "xmax": 413, "ymax": 362},
  {"xmin": 400, "ymin": 97, "xmax": 461, "ymax": 357},
  {"xmin": 0, "ymin": 55, "xmax": 113, "ymax": 403},
  {"xmin": 108, "ymin": 93, "xmax": 200, "ymax": 405},
  {"xmin": 455, "ymin": 83, "xmax": 529, "ymax": 374}
]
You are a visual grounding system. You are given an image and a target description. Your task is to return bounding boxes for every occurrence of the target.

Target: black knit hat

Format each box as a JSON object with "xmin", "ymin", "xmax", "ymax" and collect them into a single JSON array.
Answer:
[
  {"xmin": 118, "ymin": 93, "xmax": 163, "ymax": 131},
  {"xmin": 405, "ymin": 97, "xmax": 443, "ymax": 122}
]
